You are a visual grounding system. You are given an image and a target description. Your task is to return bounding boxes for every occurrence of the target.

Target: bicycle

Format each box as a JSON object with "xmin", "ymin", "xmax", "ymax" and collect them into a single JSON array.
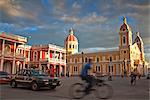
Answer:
[{"xmin": 69, "ymin": 76, "xmax": 113, "ymax": 99}]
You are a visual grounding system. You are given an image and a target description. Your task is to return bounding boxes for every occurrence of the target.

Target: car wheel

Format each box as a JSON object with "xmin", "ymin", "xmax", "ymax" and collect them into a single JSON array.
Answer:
[
  {"xmin": 31, "ymin": 82, "xmax": 39, "ymax": 91},
  {"xmin": 10, "ymin": 80, "xmax": 17, "ymax": 88},
  {"xmin": 50, "ymin": 86, "xmax": 56, "ymax": 89}
]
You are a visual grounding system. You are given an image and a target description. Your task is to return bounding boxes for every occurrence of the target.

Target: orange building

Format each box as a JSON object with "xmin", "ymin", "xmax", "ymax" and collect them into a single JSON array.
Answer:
[{"xmin": 65, "ymin": 17, "xmax": 148, "ymax": 76}]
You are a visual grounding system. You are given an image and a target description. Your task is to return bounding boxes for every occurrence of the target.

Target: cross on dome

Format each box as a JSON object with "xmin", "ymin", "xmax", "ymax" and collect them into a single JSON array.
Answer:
[
  {"xmin": 123, "ymin": 16, "xmax": 127, "ymax": 24},
  {"xmin": 69, "ymin": 28, "xmax": 74, "ymax": 34}
]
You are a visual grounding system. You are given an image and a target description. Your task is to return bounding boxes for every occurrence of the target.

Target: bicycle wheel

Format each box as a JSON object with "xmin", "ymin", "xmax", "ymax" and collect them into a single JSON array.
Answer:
[
  {"xmin": 95, "ymin": 83, "xmax": 113, "ymax": 99},
  {"xmin": 69, "ymin": 83, "xmax": 85, "ymax": 99}
]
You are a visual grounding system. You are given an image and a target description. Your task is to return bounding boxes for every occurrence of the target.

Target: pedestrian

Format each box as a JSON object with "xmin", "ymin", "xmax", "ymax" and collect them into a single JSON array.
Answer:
[
  {"xmin": 130, "ymin": 69, "xmax": 137, "ymax": 86},
  {"xmin": 108, "ymin": 72, "xmax": 112, "ymax": 81}
]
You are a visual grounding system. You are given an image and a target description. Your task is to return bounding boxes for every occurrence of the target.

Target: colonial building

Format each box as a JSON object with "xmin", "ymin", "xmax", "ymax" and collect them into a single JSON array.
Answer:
[
  {"xmin": 0, "ymin": 32, "xmax": 66, "ymax": 77},
  {"xmin": 65, "ymin": 17, "xmax": 148, "ymax": 76},
  {"xmin": 0, "ymin": 32, "xmax": 28, "ymax": 74},
  {"xmin": 0, "ymin": 17, "xmax": 148, "ymax": 77},
  {"xmin": 29, "ymin": 44, "xmax": 66, "ymax": 77}
]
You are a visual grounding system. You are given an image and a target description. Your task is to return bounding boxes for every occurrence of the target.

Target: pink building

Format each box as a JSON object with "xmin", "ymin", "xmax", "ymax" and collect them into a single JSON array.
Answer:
[{"xmin": 0, "ymin": 32, "xmax": 28, "ymax": 74}]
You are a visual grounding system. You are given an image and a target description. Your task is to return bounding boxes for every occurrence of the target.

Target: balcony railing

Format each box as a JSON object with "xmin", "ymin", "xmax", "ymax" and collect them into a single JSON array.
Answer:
[
  {"xmin": 0, "ymin": 51, "xmax": 24, "ymax": 58},
  {"xmin": 39, "ymin": 58, "xmax": 66, "ymax": 63}
]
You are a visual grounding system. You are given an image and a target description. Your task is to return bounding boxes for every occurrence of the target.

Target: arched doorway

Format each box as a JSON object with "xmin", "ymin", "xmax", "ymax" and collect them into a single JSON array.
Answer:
[{"xmin": 3, "ymin": 61, "xmax": 12, "ymax": 74}]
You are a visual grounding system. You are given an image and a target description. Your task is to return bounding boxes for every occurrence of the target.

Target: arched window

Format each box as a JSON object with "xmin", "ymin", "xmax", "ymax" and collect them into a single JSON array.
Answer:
[
  {"xmin": 69, "ymin": 44, "xmax": 71, "ymax": 48},
  {"xmin": 75, "ymin": 59, "xmax": 77, "ymax": 63},
  {"xmin": 97, "ymin": 57, "xmax": 99, "ymax": 62},
  {"xmin": 123, "ymin": 36, "xmax": 126, "ymax": 44},
  {"xmin": 85, "ymin": 58, "xmax": 88, "ymax": 63},
  {"xmin": 73, "ymin": 45, "xmax": 74, "ymax": 48},
  {"xmin": 110, "ymin": 57, "xmax": 112, "ymax": 62},
  {"xmin": 96, "ymin": 66, "xmax": 100, "ymax": 72},
  {"xmin": 4, "ymin": 45, "xmax": 11, "ymax": 53},
  {"xmin": 74, "ymin": 66, "xmax": 78, "ymax": 72}
]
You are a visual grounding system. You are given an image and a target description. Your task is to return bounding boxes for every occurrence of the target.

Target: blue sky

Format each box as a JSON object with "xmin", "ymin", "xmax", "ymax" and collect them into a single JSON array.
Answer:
[{"xmin": 0, "ymin": 0, "xmax": 150, "ymax": 61}]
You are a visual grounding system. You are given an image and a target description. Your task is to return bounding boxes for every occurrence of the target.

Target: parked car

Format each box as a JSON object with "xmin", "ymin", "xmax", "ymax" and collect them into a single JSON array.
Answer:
[
  {"xmin": 10, "ymin": 69, "xmax": 61, "ymax": 90},
  {"xmin": 0, "ymin": 71, "xmax": 11, "ymax": 84},
  {"xmin": 146, "ymin": 72, "xmax": 150, "ymax": 79}
]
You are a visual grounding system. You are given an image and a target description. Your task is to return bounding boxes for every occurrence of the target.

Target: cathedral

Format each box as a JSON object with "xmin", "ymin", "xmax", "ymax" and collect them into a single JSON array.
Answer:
[{"xmin": 65, "ymin": 17, "xmax": 148, "ymax": 76}]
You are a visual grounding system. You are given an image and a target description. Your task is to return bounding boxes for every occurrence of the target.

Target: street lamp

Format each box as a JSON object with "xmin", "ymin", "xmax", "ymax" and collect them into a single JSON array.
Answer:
[{"xmin": 81, "ymin": 52, "xmax": 84, "ymax": 70}]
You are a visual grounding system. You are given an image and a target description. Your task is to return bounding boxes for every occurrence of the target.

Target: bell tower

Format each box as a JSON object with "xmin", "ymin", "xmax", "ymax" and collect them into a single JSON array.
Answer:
[
  {"xmin": 64, "ymin": 28, "xmax": 78, "ymax": 55},
  {"xmin": 119, "ymin": 16, "xmax": 132, "ymax": 49},
  {"xmin": 119, "ymin": 16, "xmax": 133, "ymax": 60},
  {"xmin": 119, "ymin": 16, "xmax": 133, "ymax": 75}
]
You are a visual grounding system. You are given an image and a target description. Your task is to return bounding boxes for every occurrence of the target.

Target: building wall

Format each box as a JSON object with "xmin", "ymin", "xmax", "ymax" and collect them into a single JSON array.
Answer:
[{"xmin": 67, "ymin": 51, "xmax": 124, "ymax": 76}]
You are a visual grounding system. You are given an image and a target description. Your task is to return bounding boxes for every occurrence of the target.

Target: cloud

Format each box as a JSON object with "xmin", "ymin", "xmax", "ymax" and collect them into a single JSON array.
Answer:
[
  {"xmin": 60, "ymin": 12, "xmax": 107, "ymax": 25},
  {"xmin": 51, "ymin": 0, "xmax": 67, "ymax": 17},
  {"xmin": 72, "ymin": 2, "xmax": 81, "ymax": 9},
  {"xmin": 79, "ymin": 47, "xmax": 118, "ymax": 53},
  {"xmin": 0, "ymin": 0, "xmax": 34, "ymax": 20},
  {"xmin": 127, "ymin": 3, "xmax": 150, "ymax": 10}
]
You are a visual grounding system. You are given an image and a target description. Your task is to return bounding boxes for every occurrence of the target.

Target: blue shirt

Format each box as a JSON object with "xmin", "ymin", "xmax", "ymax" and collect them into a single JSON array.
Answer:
[{"xmin": 81, "ymin": 63, "xmax": 92, "ymax": 76}]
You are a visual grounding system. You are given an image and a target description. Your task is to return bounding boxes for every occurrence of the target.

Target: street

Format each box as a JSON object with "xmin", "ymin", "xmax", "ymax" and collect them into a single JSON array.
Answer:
[{"xmin": 0, "ymin": 77, "xmax": 149, "ymax": 100}]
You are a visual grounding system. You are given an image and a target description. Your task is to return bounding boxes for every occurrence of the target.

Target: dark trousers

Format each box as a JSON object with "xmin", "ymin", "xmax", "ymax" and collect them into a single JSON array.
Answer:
[{"xmin": 81, "ymin": 75, "xmax": 93, "ymax": 92}]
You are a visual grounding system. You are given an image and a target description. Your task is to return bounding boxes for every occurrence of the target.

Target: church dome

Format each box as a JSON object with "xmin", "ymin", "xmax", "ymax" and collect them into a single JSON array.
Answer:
[{"xmin": 65, "ymin": 28, "xmax": 78, "ymax": 42}]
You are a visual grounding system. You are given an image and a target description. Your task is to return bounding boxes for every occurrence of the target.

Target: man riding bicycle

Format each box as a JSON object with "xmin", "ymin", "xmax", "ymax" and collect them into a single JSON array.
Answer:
[{"xmin": 80, "ymin": 58, "xmax": 93, "ymax": 94}]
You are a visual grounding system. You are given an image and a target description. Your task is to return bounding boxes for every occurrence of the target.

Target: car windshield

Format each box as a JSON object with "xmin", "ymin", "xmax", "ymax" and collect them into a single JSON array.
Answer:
[
  {"xmin": 31, "ymin": 70, "xmax": 48, "ymax": 76},
  {"xmin": 0, "ymin": 71, "xmax": 8, "ymax": 75}
]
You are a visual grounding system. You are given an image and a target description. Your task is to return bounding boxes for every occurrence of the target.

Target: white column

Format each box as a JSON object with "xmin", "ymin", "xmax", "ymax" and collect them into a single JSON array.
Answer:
[
  {"xmin": 40, "ymin": 51, "xmax": 42, "ymax": 59},
  {"xmin": 2, "ymin": 39, "xmax": 5, "ymax": 55},
  {"xmin": 0, "ymin": 59, "xmax": 4, "ymax": 71},
  {"xmin": 28, "ymin": 50, "xmax": 30, "ymax": 68},
  {"xmin": 59, "ymin": 64, "xmax": 61, "ymax": 76},
  {"xmin": 12, "ymin": 43, "xmax": 16, "ymax": 74},
  {"xmin": 13, "ymin": 43, "xmax": 16, "ymax": 56},
  {"xmin": 28, "ymin": 50, "xmax": 30, "ymax": 61},
  {"xmin": 12, "ymin": 60, "xmax": 16, "ymax": 74},
  {"xmin": 48, "ymin": 48, "xmax": 50, "ymax": 62},
  {"xmin": 64, "ymin": 65, "xmax": 66, "ymax": 77},
  {"xmin": 23, "ymin": 44, "xmax": 26, "ymax": 69},
  {"xmin": 54, "ymin": 50, "xmax": 56, "ymax": 63},
  {"xmin": 0, "ymin": 39, "xmax": 5, "ymax": 71}
]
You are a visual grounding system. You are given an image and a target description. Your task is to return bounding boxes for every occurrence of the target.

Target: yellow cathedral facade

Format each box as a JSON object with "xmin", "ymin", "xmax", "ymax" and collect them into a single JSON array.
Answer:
[{"xmin": 64, "ymin": 17, "xmax": 148, "ymax": 77}]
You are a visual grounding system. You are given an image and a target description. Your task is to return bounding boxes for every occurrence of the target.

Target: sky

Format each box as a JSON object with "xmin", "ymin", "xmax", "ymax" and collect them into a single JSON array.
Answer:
[{"xmin": 0, "ymin": 0, "xmax": 150, "ymax": 61}]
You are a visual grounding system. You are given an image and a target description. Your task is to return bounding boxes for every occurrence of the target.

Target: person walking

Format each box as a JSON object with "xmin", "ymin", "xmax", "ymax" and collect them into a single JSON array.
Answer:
[{"xmin": 130, "ymin": 69, "xmax": 137, "ymax": 86}]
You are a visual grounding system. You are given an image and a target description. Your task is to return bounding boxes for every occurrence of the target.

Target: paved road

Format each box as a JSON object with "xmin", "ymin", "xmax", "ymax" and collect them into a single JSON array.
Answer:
[{"xmin": 0, "ymin": 77, "xmax": 149, "ymax": 100}]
